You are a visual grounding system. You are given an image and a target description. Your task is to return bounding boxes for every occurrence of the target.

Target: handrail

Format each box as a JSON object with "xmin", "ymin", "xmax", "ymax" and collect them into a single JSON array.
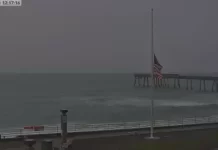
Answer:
[{"xmin": 0, "ymin": 115, "xmax": 218, "ymax": 139}]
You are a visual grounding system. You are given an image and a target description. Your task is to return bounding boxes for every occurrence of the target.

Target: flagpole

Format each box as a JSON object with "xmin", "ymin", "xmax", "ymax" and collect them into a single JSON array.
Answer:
[{"xmin": 150, "ymin": 8, "xmax": 154, "ymax": 138}]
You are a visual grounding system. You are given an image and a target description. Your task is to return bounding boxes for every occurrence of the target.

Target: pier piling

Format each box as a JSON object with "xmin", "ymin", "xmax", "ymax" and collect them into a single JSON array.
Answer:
[
  {"xmin": 200, "ymin": 80, "xmax": 202, "ymax": 91},
  {"xmin": 177, "ymin": 79, "xmax": 181, "ymax": 88},
  {"xmin": 174, "ymin": 79, "xmax": 176, "ymax": 88},
  {"xmin": 134, "ymin": 73, "xmax": 218, "ymax": 92},
  {"xmin": 143, "ymin": 77, "xmax": 146, "ymax": 87},
  {"xmin": 204, "ymin": 80, "xmax": 206, "ymax": 92},
  {"xmin": 146, "ymin": 77, "xmax": 149, "ymax": 87},
  {"xmin": 186, "ymin": 79, "xmax": 189, "ymax": 90}
]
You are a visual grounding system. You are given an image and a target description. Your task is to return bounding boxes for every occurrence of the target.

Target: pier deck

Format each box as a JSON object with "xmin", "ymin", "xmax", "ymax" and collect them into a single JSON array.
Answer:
[{"xmin": 134, "ymin": 73, "xmax": 218, "ymax": 92}]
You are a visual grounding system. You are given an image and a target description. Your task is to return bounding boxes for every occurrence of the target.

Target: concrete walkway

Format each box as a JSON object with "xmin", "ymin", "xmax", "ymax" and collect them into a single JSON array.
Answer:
[{"xmin": 2, "ymin": 123, "xmax": 218, "ymax": 150}]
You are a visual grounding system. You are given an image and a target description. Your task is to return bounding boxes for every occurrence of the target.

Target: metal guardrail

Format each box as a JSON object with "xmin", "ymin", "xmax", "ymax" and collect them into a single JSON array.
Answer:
[{"xmin": 0, "ymin": 115, "xmax": 218, "ymax": 139}]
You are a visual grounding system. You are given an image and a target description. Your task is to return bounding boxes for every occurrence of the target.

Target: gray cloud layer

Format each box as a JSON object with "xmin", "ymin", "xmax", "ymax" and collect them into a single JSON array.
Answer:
[{"xmin": 0, "ymin": 0, "xmax": 217, "ymax": 73}]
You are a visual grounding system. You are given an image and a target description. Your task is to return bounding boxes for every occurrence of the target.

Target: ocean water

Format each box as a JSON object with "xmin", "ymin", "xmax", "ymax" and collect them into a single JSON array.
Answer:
[{"xmin": 0, "ymin": 73, "xmax": 218, "ymax": 128}]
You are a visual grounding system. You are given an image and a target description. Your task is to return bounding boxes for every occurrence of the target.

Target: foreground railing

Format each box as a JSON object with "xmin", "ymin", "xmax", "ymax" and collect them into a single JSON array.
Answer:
[{"xmin": 1, "ymin": 115, "xmax": 218, "ymax": 139}]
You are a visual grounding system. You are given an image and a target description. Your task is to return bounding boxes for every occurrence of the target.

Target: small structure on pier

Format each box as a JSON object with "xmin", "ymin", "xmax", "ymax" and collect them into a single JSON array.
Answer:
[{"xmin": 133, "ymin": 73, "xmax": 218, "ymax": 92}]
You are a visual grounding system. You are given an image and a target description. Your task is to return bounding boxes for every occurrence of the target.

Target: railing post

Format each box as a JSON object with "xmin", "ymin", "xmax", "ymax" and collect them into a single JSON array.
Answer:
[
  {"xmin": 181, "ymin": 117, "xmax": 183, "ymax": 127},
  {"xmin": 56, "ymin": 126, "xmax": 59, "ymax": 134},
  {"xmin": 91, "ymin": 124, "xmax": 93, "ymax": 131},
  {"xmin": 74, "ymin": 124, "xmax": 76, "ymax": 131}
]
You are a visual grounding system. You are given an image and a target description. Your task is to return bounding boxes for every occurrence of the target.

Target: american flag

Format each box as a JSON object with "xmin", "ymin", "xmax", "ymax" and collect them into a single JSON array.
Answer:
[{"xmin": 154, "ymin": 54, "xmax": 163, "ymax": 79}]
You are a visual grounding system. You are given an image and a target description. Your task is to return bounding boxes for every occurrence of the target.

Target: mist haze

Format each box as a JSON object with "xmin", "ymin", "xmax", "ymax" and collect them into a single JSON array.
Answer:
[{"xmin": 0, "ymin": 0, "xmax": 217, "ymax": 73}]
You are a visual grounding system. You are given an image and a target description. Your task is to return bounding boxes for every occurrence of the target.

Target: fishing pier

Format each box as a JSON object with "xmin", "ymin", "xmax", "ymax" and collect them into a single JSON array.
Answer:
[{"xmin": 134, "ymin": 73, "xmax": 218, "ymax": 92}]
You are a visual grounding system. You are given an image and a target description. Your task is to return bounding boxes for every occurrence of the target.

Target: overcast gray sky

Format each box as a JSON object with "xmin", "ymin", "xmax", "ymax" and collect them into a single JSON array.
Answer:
[{"xmin": 0, "ymin": 0, "xmax": 217, "ymax": 73}]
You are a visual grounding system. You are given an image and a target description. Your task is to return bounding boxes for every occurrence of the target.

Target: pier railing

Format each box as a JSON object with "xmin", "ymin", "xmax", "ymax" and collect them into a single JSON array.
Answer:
[{"xmin": 1, "ymin": 115, "xmax": 218, "ymax": 139}]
